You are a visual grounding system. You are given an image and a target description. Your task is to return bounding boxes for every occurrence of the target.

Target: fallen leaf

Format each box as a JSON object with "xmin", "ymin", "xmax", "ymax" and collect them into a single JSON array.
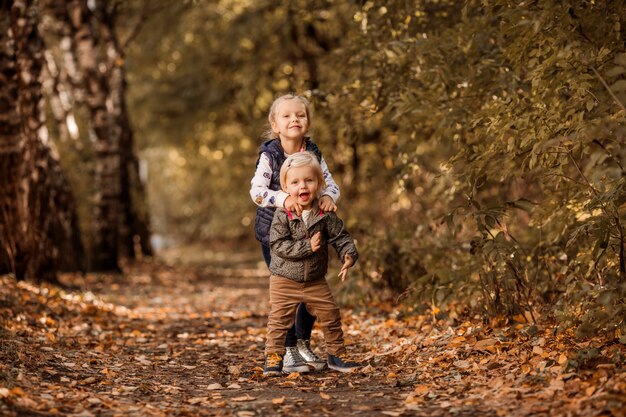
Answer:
[
  {"xmin": 381, "ymin": 411, "xmax": 403, "ymax": 416},
  {"xmin": 232, "ymin": 394, "xmax": 255, "ymax": 402},
  {"xmin": 361, "ymin": 364, "xmax": 376, "ymax": 373},
  {"xmin": 206, "ymin": 383, "xmax": 223, "ymax": 390},
  {"xmin": 414, "ymin": 385, "xmax": 429, "ymax": 395},
  {"xmin": 188, "ymin": 396, "xmax": 209, "ymax": 404},
  {"xmin": 453, "ymin": 360, "xmax": 470, "ymax": 369},
  {"xmin": 272, "ymin": 396, "xmax": 285, "ymax": 404},
  {"xmin": 320, "ymin": 392, "xmax": 331, "ymax": 400},
  {"xmin": 473, "ymin": 338, "xmax": 498, "ymax": 351}
]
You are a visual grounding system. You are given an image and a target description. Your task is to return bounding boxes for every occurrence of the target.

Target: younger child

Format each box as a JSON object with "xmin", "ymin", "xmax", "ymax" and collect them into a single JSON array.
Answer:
[{"xmin": 263, "ymin": 152, "xmax": 361, "ymax": 376}]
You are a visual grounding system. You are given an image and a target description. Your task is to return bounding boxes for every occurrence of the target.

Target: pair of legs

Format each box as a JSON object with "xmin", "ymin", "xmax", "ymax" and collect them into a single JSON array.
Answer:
[
  {"xmin": 265, "ymin": 275, "xmax": 345, "ymax": 357},
  {"xmin": 262, "ymin": 244, "xmax": 316, "ymax": 346}
]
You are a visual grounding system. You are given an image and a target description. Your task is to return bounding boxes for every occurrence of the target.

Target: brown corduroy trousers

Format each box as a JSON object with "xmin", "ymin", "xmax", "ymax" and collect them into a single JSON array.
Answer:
[{"xmin": 265, "ymin": 275, "xmax": 346, "ymax": 356}]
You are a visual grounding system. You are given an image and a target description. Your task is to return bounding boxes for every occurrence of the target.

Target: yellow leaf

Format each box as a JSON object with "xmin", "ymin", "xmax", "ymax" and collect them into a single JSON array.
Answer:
[
  {"xmin": 272, "ymin": 396, "xmax": 285, "ymax": 404},
  {"xmin": 286, "ymin": 372, "xmax": 301, "ymax": 379},
  {"xmin": 320, "ymin": 392, "xmax": 331, "ymax": 400},
  {"xmin": 387, "ymin": 372, "xmax": 397, "ymax": 379}
]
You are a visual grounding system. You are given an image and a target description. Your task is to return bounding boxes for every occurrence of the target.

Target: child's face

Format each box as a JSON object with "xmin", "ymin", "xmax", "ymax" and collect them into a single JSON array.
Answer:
[
  {"xmin": 271, "ymin": 99, "xmax": 309, "ymax": 141},
  {"xmin": 283, "ymin": 165, "xmax": 319, "ymax": 210}
]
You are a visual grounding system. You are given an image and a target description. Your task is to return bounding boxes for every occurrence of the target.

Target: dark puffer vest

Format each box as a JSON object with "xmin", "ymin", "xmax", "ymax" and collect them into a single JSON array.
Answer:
[{"xmin": 254, "ymin": 138, "xmax": 322, "ymax": 246}]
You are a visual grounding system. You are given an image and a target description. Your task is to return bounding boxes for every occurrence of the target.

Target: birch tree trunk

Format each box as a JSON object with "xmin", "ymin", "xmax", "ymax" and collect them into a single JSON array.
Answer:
[
  {"xmin": 1, "ymin": 0, "xmax": 85, "ymax": 280},
  {"xmin": 65, "ymin": 0, "xmax": 121, "ymax": 270},
  {"xmin": 96, "ymin": 2, "xmax": 153, "ymax": 260},
  {"xmin": 44, "ymin": 0, "xmax": 152, "ymax": 268}
]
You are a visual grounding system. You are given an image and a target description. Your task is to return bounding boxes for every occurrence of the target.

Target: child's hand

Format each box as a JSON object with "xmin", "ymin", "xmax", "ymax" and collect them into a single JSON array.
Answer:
[
  {"xmin": 338, "ymin": 254, "xmax": 354, "ymax": 282},
  {"xmin": 284, "ymin": 195, "xmax": 302, "ymax": 216},
  {"xmin": 319, "ymin": 195, "xmax": 337, "ymax": 212},
  {"xmin": 310, "ymin": 232, "xmax": 321, "ymax": 252}
]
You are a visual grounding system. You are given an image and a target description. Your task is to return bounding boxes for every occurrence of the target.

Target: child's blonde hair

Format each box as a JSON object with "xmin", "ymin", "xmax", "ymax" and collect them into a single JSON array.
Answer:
[
  {"xmin": 280, "ymin": 152, "xmax": 326, "ymax": 195},
  {"xmin": 263, "ymin": 94, "xmax": 312, "ymax": 140}
]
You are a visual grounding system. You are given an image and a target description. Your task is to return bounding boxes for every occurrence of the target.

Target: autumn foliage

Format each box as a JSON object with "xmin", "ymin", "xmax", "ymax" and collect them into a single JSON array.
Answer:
[
  {"xmin": 1, "ymin": 0, "xmax": 625, "ymax": 384},
  {"xmin": 1, "ymin": 250, "xmax": 626, "ymax": 416}
]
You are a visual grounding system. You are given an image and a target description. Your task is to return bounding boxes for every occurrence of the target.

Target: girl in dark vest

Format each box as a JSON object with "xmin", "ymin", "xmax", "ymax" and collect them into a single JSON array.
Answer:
[{"xmin": 250, "ymin": 94, "xmax": 341, "ymax": 373}]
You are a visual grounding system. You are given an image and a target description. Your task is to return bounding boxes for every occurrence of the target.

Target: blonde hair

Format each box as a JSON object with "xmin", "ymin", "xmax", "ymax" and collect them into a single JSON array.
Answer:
[
  {"xmin": 263, "ymin": 93, "xmax": 312, "ymax": 140},
  {"xmin": 280, "ymin": 152, "xmax": 326, "ymax": 195}
]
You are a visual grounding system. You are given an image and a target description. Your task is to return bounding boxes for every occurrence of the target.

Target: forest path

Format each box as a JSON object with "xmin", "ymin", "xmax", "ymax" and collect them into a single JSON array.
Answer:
[{"xmin": 1, "ymin": 246, "xmax": 625, "ymax": 416}]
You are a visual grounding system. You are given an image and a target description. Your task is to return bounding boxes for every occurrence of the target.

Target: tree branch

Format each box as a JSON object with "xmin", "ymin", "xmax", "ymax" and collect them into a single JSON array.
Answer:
[{"xmin": 592, "ymin": 66, "xmax": 626, "ymax": 114}]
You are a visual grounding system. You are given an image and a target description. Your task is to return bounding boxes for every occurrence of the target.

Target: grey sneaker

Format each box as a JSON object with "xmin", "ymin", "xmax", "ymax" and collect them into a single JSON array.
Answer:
[
  {"xmin": 297, "ymin": 339, "xmax": 326, "ymax": 370},
  {"xmin": 283, "ymin": 346, "xmax": 311, "ymax": 373}
]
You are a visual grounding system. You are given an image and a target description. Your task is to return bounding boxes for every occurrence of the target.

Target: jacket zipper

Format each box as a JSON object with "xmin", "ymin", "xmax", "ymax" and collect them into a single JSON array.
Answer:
[{"xmin": 304, "ymin": 226, "xmax": 309, "ymax": 281}]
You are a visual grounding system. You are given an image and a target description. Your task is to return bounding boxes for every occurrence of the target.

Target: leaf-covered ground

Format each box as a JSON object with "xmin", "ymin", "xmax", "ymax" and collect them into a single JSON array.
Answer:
[{"xmin": 1, "ymin": 247, "xmax": 625, "ymax": 416}]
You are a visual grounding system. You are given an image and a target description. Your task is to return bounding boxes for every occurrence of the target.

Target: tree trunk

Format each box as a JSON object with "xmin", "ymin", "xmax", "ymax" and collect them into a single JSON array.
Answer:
[
  {"xmin": 65, "ymin": 0, "xmax": 122, "ymax": 271},
  {"xmin": 45, "ymin": 0, "xmax": 152, "ymax": 268},
  {"xmin": 1, "ymin": 0, "xmax": 85, "ymax": 280},
  {"xmin": 114, "ymin": 57, "xmax": 153, "ymax": 259},
  {"xmin": 0, "ymin": 0, "xmax": 24, "ymax": 277}
]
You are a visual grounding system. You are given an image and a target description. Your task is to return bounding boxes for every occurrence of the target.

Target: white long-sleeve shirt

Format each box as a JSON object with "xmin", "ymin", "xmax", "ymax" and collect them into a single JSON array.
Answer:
[{"xmin": 250, "ymin": 153, "xmax": 340, "ymax": 208}]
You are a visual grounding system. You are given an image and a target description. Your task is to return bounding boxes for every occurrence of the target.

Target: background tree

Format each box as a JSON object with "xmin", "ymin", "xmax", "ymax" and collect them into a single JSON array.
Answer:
[
  {"xmin": 41, "ymin": 0, "xmax": 153, "ymax": 269},
  {"xmin": 0, "ymin": 0, "xmax": 83, "ymax": 281}
]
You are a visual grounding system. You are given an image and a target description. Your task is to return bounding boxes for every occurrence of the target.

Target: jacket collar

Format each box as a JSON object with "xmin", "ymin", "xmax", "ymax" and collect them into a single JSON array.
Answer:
[{"xmin": 284, "ymin": 199, "xmax": 325, "ymax": 226}]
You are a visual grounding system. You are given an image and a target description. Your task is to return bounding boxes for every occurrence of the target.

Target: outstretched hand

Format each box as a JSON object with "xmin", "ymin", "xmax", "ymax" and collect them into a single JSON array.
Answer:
[
  {"xmin": 338, "ymin": 254, "xmax": 354, "ymax": 282},
  {"xmin": 284, "ymin": 195, "xmax": 302, "ymax": 216},
  {"xmin": 319, "ymin": 195, "xmax": 337, "ymax": 212}
]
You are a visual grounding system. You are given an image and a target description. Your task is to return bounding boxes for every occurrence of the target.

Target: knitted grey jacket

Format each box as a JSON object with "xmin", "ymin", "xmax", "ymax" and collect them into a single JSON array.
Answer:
[{"xmin": 269, "ymin": 202, "xmax": 359, "ymax": 283}]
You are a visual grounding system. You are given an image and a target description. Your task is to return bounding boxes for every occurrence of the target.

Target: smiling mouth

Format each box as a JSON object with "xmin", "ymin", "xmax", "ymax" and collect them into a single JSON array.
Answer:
[{"xmin": 299, "ymin": 192, "xmax": 311, "ymax": 201}]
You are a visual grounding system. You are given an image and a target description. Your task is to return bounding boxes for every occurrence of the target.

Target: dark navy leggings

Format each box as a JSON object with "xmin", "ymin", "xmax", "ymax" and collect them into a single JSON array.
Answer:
[{"xmin": 262, "ymin": 244, "xmax": 316, "ymax": 346}]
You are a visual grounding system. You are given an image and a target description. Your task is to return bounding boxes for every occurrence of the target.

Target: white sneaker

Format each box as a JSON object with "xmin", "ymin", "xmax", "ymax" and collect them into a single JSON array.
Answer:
[
  {"xmin": 297, "ymin": 339, "xmax": 326, "ymax": 371},
  {"xmin": 283, "ymin": 347, "xmax": 311, "ymax": 373}
]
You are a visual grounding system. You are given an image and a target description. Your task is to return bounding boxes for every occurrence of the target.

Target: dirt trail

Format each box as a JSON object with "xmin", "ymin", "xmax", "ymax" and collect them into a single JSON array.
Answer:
[{"xmin": 1, "ymin": 246, "xmax": 625, "ymax": 416}]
